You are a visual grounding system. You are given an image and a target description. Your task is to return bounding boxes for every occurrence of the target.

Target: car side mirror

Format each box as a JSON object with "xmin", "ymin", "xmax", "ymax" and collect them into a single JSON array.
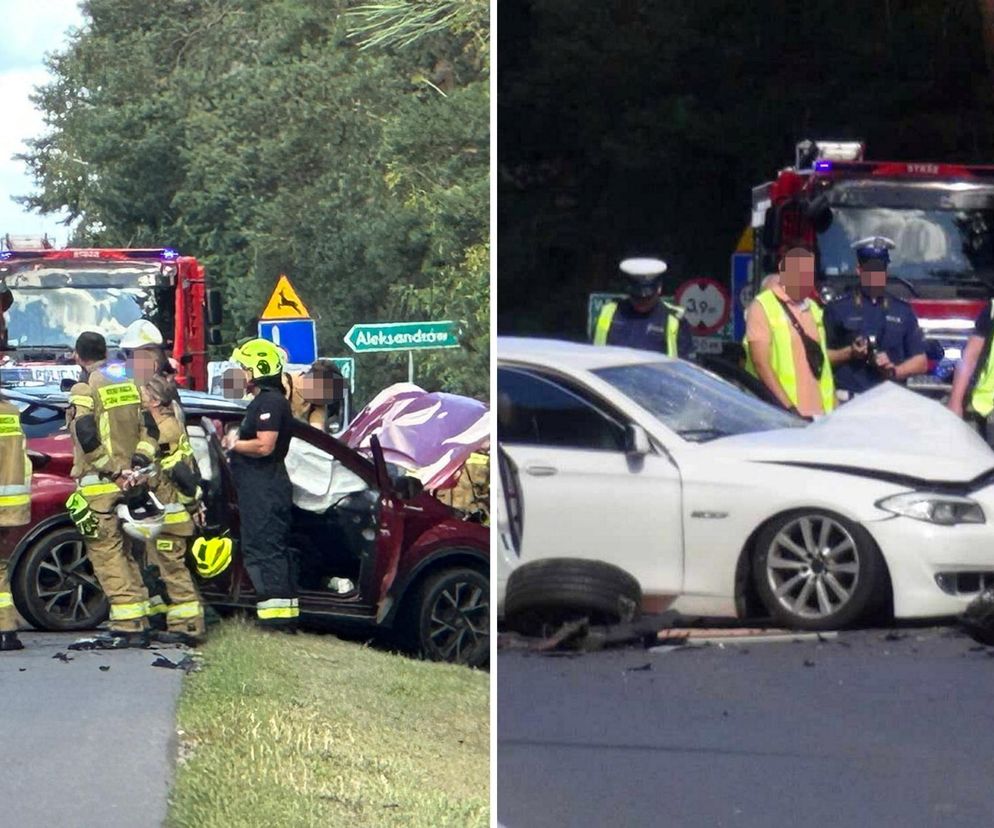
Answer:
[
  {"xmin": 206, "ymin": 290, "xmax": 223, "ymax": 327},
  {"xmin": 60, "ymin": 378, "xmax": 75, "ymax": 392},
  {"xmin": 925, "ymin": 340, "xmax": 945, "ymax": 361},
  {"xmin": 394, "ymin": 475, "xmax": 424, "ymax": 500},
  {"xmin": 625, "ymin": 424, "xmax": 651, "ymax": 456}
]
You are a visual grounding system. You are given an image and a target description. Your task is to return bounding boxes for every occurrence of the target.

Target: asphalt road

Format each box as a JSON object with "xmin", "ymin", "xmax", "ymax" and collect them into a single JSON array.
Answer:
[
  {"xmin": 498, "ymin": 626, "xmax": 994, "ymax": 828},
  {"xmin": 0, "ymin": 632, "xmax": 186, "ymax": 828}
]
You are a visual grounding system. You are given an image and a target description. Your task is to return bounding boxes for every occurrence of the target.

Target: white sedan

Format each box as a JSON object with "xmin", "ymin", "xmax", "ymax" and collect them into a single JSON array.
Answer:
[{"xmin": 496, "ymin": 337, "xmax": 994, "ymax": 629}]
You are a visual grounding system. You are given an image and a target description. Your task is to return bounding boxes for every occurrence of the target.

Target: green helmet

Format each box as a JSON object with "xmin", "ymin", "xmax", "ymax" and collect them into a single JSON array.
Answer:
[{"xmin": 231, "ymin": 338, "xmax": 284, "ymax": 380}]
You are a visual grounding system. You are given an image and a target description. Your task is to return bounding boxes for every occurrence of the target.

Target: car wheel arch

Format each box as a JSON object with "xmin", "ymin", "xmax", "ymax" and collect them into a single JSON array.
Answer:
[
  {"xmin": 733, "ymin": 507, "xmax": 894, "ymax": 622},
  {"xmin": 8, "ymin": 512, "xmax": 76, "ymax": 580},
  {"xmin": 386, "ymin": 547, "xmax": 488, "ymax": 628}
]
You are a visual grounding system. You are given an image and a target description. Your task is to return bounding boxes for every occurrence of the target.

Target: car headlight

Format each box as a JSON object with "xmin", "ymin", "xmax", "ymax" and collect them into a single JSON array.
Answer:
[{"xmin": 875, "ymin": 492, "xmax": 985, "ymax": 526}]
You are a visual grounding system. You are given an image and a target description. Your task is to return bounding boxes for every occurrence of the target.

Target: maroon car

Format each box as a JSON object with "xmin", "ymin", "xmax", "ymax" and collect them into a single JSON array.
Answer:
[{"xmin": 3, "ymin": 389, "xmax": 489, "ymax": 667}]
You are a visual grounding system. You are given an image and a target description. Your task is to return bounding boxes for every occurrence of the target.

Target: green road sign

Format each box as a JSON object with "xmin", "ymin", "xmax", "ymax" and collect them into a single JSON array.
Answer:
[
  {"xmin": 343, "ymin": 321, "xmax": 461, "ymax": 353},
  {"xmin": 328, "ymin": 357, "xmax": 356, "ymax": 393}
]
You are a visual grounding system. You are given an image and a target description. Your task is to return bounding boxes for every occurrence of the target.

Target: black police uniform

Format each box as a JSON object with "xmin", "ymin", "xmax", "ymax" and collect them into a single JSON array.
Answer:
[
  {"xmin": 603, "ymin": 300, "xmax": 695, "ymax": 358},
  {"xmin": 229, "ymin": 383, "xmax": 297, "ymax": 628},
  {"xmin": 823, "ymin": 290, "xmax": 925, "ymax": 395}
]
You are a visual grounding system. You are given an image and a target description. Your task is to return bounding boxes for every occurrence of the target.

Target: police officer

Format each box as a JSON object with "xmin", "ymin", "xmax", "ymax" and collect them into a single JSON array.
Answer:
[
  {"xmin": 223, "ymin": 339, "xmax": 298, "ymax": 631},
  {"xmin": 824, "ymin": 236, "xmax": 927, "ymax": 398},
  {"xmin": 0, "ymin": 392, "xmax": 32, "ymax": 651},
  {"xmin": 592, "ymin": 258, "xmax": 694, "ymax": 358},
  {"xmin": 66, "ymin": 331, "xmax": 157, "ymax": 649}
]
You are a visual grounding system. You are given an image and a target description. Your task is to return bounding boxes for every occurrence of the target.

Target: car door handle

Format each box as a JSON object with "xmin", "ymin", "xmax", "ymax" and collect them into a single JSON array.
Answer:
[{"xmin": 525, "ymin": 464, "xmax": 558, "ymax": 477}]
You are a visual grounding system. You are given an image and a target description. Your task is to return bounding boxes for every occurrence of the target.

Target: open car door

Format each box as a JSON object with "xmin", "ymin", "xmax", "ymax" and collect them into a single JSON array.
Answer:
[{"xmin": 369, "ymin": 435, "xmax": 405, "ymax": 623}]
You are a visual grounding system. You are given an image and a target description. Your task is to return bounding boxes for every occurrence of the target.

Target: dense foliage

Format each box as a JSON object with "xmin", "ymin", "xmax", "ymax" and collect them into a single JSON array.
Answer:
[
  {"xmin": 19, "ymin": 0, "xmax": 489, "ymax": 405},
  {"xmin": 499, "ymin": 0, "xmax": 994, "ymax": 338}
]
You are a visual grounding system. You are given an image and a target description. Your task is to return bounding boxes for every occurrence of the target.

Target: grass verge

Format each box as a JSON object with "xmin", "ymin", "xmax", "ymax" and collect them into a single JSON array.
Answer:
[{"xmin": 167, "ymin": 619, "xmax": 489, "ymax": 827}]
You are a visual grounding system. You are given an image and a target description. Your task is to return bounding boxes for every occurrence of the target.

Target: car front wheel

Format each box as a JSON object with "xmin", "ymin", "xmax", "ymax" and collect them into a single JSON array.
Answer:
[
  {"xmin": 14, "ymin": 526, "xmax": 109, "ymax": 631},
  {"xmin": 414, "ymin": 567, "xmax": 489, "ymax": 668},
  {"xmin": 752, "ymin": 510, "xmax": 886, "ymax": 630}
]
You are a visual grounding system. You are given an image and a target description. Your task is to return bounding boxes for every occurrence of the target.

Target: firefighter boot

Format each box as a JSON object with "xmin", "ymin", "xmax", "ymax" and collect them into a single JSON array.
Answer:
[
  {"xmin": 0, "ymin": 560, "xmax": 22, "ymax": 650},
  {"xmin": 85, "ymin": 510, "xmax": 150, "ymax": 634}
]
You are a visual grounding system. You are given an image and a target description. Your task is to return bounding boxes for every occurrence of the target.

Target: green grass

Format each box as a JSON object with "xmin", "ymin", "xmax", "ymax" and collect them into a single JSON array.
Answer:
[{"xmin": 167, "ymin": 619, "xmax": 489, "ymax": 828}]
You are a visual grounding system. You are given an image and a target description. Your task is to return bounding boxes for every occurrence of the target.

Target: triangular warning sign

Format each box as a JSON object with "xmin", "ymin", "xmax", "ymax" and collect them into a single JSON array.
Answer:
[{"xmin": 261, "ymin": 274, "xmax": 311, "ymax": 320}]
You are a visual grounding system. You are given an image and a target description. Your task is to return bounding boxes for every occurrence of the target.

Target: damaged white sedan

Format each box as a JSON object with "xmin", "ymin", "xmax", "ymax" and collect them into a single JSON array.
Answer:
[{"xmin": 496, "ymin": 338, "xmax": 994, "ymax": 629}]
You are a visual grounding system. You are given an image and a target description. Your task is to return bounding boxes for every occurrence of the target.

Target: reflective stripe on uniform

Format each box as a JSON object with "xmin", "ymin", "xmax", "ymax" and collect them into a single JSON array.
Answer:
[
  {"xmin": 256, "ymin": 597, "xmax": 299, "ymax": 620},
  {"xmin": 69, "ymin": 395, "xmax": 93, "ymax": 410},
  {"xmin": 167, "ymin": 601, "xmax": 202, "ymax": 620},
  {"xmin": 96, "ymin": 382, "xmax": 141, "ymax": 410},
  {"xmin": 0, "ymin": 484, "xmax": 29, "ymax": 496},
  {"xmin": 109, "ymin": 601, "xmax": 148, "ymax": 621},
  {"xmin": 164, "ymin": 511, "xmax": 192, "ymax": 525},
  {"xmin": 0, "ymin": 415, "xmax": 23, "ymax": 437},
  {"xmin": 0, "ymin": 494, "xmax": 30, "ymax": 507},
  {"xmin": 79, "ymin": 482, "xmax": 120, "ymax": 498},
  {"xmin": 593, "ymin": 302, "xmax": 618, "ymax": 345},
  {"xmin": 0, "ymin": 592, "xmax": 12, "ymax": 609},
  {"xmin": 135, "ymin": 440, "xmax": 156, "ymax": 459},
  {"xmin": 148, "ymin": 596, "xmax": 169, "ymax": 616},
  {"xmin": 971, "ymin": 300, "xmax": 994, "ymax": 416}
]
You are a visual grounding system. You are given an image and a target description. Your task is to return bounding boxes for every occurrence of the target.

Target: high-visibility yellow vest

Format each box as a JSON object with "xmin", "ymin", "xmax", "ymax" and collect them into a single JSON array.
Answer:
[
  {"xmin": 743, "ymin": 290, "xmax": 836, "ymax": 414},
  {"xmin": 971, "ymin": 301, "xmax": 994, "ymax": 416},
  {"xmin": 593, "ymin": 300, "xmax": 682, "ymax": 356},
  {"xmin": 0, "ymin": 401, "xmax": 31, "ymax": 527}
]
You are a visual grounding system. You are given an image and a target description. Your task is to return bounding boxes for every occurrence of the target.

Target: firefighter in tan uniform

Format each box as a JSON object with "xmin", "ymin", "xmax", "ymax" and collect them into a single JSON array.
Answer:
[
  {"xmin": 66, "ymin": 332, "xmax": 157, "ymax": 649},
  {"xmin": 140, "ymin": 375, "xmax": 207, "ymax": 644},
  {"xmin": 0, "ymin": 398, "xmax": 32, "ymax": 651}
]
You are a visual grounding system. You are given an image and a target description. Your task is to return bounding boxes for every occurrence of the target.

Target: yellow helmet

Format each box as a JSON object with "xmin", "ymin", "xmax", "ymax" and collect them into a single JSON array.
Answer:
[
  {"xmin": 231, "ymin": 338, "xmax": 284, "ymax": 379},
  {"xmin": 190, "ymin": 536, "xmax": 233, "ymax": 579}
]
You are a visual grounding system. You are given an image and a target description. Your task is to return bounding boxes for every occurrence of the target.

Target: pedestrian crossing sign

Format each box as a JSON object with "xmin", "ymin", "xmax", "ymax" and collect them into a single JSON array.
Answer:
[{"xmin": 261, "ymin": 274, "xmax": 311, "ymax": 320}]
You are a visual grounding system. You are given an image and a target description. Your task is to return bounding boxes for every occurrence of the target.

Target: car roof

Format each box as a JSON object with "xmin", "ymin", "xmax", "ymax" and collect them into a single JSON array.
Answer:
[
  {"xmin": 3, "ymin": 386, "xmax": 248, "ymax": 413},
  {"xmin": 497, "ymin": 336, "xmax": 673, "ymax": 372}
]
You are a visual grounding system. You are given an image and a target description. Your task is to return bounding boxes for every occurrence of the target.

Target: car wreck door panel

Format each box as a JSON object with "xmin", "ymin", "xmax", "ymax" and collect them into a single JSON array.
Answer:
[
  {"xmin": 497, "ymin": 367, "xmax": 683, "ymax": 598},
  {"xmin": 369, "ymin": 435, "xmax": 404, "ymax": 621}
]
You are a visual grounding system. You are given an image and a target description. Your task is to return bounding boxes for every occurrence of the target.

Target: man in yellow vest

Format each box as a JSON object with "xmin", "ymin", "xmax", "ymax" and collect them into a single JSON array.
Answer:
[
  {"xmin": 744, "ymin": 246, "xmax": 836, "ymax": 417},
  {"xmin": 593, "ymin": 258, "xmax": 694, "ymax": 358},
  {"xmin": 66, "ymin": 332, "xmax": 158, "ymax": 649},
  {"xmin": 947, "ymin": 300, "xmax": 994, "ymax": 443},
  {"xmin": 0, "ymin": 396, "xmax": 32, "ymax": 651}
]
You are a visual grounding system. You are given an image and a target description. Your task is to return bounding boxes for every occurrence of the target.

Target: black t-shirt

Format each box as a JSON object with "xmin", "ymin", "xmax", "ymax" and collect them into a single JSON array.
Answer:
[{"xmin": 237, "ymin": 386, "xmax": 292, "ymax": 466}]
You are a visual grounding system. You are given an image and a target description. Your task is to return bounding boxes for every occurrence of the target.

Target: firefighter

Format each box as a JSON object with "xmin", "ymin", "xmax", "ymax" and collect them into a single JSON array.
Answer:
[
  {"xmin": 140, "ymin": 375, "xmax": 207, "ymax": 644},
  {"xmin": 66, "ymin": 331, "xmax": 157, "ymax": 649},
  {"xmin": 947, "ymin": 298, "xmax": 994, "ymax": 444},
  {"xmin": 824, "ymin": 236, "xmax": 927, "ymax": 399},
  {"xmin": 592, "ymin": 258, "xmax": 695, "ymax": 358},
  {"xmin": 223, "ymin": 339, "xmax": 298, "ymax": 631},
  {"xmin": 744, "ymin": 246, "xmax": 835, "ymax": 417},
  {"xmin": 0, "ymin": 393, "xmax": 32, "ymax": 651},
  {"xmin": 120, "ymin": 318, "xmax": 174, "ymax": 384}
]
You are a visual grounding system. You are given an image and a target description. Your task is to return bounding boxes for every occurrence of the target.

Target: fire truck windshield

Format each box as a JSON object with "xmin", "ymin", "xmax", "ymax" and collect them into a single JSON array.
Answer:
[{"xmin": 5, "ymin": 286, "xmax": 157, "ymax": 349}]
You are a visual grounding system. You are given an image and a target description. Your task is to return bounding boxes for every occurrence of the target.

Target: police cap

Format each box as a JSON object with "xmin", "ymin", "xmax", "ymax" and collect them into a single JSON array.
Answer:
[
  {"xmin": 852, "ymin": 236, "xmax": 895, "ymax": 266},
  {"xmin": 619, "ymin": 257, "xmax": 667, "ymax": 299}
]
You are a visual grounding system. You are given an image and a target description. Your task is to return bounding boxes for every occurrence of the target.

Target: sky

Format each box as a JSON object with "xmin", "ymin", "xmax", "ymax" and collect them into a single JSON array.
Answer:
[{"xmin": 0, "ymin": 0, "xmax": 85, "ymax": 244}]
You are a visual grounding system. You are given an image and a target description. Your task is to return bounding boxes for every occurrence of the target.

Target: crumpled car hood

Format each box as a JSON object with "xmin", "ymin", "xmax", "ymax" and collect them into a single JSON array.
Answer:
[
  {"xmin": 341, "ymin": 383, "xmax": 489, "ymax": 490},
  {"xmin": 706, "ymin": 383, "xmax": 994, "ymax": 483}
]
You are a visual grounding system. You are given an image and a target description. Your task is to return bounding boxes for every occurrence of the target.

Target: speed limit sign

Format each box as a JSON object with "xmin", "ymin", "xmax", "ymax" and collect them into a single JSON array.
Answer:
[{"xmin": 674, "ymin": 278, "xmax": 731, "ymax": 335}]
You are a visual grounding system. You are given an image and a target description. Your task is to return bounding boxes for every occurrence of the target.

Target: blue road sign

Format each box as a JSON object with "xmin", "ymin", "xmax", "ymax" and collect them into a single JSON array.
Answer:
[
  {"xmin": 258, "ymin": 318, "xmax": 318, "ymax": 365},
  {"xmin": 731, "ymin": 252, "xmax": 754, "ymax": 342}
]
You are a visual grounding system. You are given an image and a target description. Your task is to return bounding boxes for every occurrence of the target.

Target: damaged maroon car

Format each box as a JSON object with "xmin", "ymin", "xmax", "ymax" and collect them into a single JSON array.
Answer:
[{"xmin": 2, "ymin": 389, "xmax": 489, "ymax": 667}]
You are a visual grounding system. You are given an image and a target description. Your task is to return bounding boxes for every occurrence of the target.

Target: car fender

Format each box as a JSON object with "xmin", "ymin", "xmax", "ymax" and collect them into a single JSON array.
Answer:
[{"xmin": 7, "ymin": 511, "xmax": 75, "ymax": 575}]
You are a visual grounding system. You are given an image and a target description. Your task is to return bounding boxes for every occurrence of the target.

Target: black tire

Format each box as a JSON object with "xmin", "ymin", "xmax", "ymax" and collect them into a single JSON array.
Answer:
[
  {"xmin": 13, "ymin": 526, "xmax": 108, "ymax": 631},
  {"xmin": 751, "ymin": 509, "xmax": 886, "ymax": 630},
  {"xmin": 504, "ymin": 558, "xmax": 641, "ymax": 634},
  {"xmin": 414, "ymin": 567, "xmax": 489, "ymax": 668}
]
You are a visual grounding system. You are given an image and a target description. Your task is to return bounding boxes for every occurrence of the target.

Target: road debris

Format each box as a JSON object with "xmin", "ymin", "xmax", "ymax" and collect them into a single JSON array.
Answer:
[
  {"xmin": 624, "ymin": 663, "xmax": 653, "ymax": 673},
  {"xmin": 151, "ymin": 653, "xmax": 200, "ymax": 674},
  {"xmin": 52, "ymin": 652, "xmax": 73, "ymax": 663},
  {"xmin": 99, "ymin": 665, "xmax": 110, "ymax": 671}
]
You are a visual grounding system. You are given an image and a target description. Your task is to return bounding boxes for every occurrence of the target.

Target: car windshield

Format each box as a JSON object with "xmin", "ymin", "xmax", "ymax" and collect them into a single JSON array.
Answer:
[
  {"xmin": 592, "ymin": 361, "xmax": 802, "ymax": 442},
  {"xmin": 6, "ymin": 286, "xmax": 161, "ymax": 349}
]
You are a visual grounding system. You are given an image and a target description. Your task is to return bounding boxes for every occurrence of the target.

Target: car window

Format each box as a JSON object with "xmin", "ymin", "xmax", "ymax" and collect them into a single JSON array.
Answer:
[
  {"xmin": 497, "ymin": 367, "xmax": 626, "ymax": 451},
  {"xmin": 593, "ymin": 360, "xmax": 802, "ymax": 442}
]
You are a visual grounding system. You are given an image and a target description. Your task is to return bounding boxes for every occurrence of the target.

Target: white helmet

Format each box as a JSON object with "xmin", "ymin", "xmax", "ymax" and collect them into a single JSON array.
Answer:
[
  {"xmin": 120, "ymin": 319, "xmax": 164, "ymax": 350},
  {"xmin": 116, "ymin": 491, "xmax": 166, "ymax": 542}
]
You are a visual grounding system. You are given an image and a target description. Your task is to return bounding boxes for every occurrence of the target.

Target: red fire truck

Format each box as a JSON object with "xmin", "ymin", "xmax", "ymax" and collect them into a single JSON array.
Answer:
[
  {"xmin": 749, "ymin": 140, "xmax": 994, "ymax": 397},
  {"xmin": 0, "ymin": 236, "xmax": 221, "ymax": 390}
]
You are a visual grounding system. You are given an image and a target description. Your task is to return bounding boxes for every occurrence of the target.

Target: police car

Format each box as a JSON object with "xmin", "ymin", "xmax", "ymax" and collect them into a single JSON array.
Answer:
[{"xmin": 497, "ymin": 337, "xmax": 994, "ymax": 629}]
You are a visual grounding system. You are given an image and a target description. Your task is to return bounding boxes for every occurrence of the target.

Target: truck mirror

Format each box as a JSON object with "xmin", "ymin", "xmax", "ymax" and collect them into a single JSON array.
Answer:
[
  {"xmin": 207, "ymin": 327, "xmax": 223, "ymax": 347},
  {"xmin": 180, "ymin": 354, "xmax": 194, "ymax": 366},
  {"xmin": 761, "ymin": 205, "xmax": 781, "ymax": 252},
  {"xmin": 206, "ymin": 290, "xmax": 223, "ymax": 327},
  {"xmin": 806, "ymin": 195, "xmax": 833, "ymax": 233}
]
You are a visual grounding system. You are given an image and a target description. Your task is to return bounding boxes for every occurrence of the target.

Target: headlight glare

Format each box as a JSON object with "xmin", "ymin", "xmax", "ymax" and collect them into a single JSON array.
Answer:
[{"xmin": 876, "ymin": 492, "xmax": 985, "ymax": 526}]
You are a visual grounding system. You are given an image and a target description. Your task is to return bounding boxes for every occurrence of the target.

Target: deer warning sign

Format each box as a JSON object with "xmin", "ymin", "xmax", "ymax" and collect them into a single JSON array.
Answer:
[{"xmin": 261, "ymin": 274, "xmax": 311, "ymax": 320}]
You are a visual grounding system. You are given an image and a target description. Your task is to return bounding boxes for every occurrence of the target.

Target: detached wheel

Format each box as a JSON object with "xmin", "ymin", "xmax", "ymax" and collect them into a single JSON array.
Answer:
[
  {"xmin": 504, "ymin": 558, "xmax": 641, "ymax": 635},
  {"xmin": 414, "ymin": 568, "xmax": 489, "ymax": 668},
  {"xmin": 752, "ymin": 510, "xmax": 885, "ymax": 630},
  {"xmin": 14, "ymin": 527, "xmax": 108, "ymax": 631}
]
